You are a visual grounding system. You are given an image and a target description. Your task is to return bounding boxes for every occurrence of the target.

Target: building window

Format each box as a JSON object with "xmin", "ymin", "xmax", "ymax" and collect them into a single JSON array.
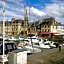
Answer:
[
  {"xmin": 53, "ymin": 26, "xmax": 54, "ymax": 29},
  {"xmin": 42, "ymin": 25, "xmax": 44, "ymax": 27},
  {"xmin": 48, "ymin": 26, "xmax": 50, "ymax": 28},
  {"xmin": 45, "ymin": 29, "xmax": 46, "ymax": 32},
  {"xmin": 16, "ymin": 28, "xmax": 17, "ymax": 31},
  {"xmin": 22, "ymin": 22, "xmax": 24, "ymax": 26},
  {"xmin": 48, "ymin": 29, "xmax": 49, "ymax": 32},
  {"xmin": 42, "ymin": 29, "xmax": 44, "ymax": 32},
  {"xmin": 45, "ymin": 26, "xmax": 46, "ymax": 28}
]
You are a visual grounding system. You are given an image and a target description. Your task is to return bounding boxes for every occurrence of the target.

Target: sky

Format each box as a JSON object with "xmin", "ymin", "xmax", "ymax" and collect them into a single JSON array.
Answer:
[{"xmin": 0, "ymin": 0, "xmax": 64, "ymax": 24}]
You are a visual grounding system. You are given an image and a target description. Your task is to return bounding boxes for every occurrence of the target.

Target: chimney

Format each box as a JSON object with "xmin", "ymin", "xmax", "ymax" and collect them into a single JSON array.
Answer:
[
  {"xmin": 12, "ymin": 18, "xmax": 15, "ymax": 22},
  {"xmin": 38, "ymin": 20, "xmax": 40, "ymax": 24}
]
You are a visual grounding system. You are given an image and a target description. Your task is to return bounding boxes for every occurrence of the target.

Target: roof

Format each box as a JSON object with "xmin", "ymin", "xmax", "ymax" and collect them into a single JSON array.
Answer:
[
  {"xmin": 30, "ymin": 21, "xmax": 41, "ymax": 27},
  {"xmin": 13, "ymin": 19, "xmax": 24, "ymax": 23},
  {"xmin": 41, "ymin": 17, "xmax": 64, "ymax": 26}
]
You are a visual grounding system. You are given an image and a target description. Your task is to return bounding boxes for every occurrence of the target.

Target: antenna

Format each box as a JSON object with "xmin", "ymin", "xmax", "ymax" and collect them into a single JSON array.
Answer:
[{"xmin": 2, "ymin": 0, "xmax": 5, "ymax": 64}]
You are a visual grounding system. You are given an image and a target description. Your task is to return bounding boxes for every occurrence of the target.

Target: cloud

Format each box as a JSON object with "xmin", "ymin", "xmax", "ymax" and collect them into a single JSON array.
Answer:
[
  {"xmin": 0, "ymin": 0, "xmax": 64, "ymax": 24},
  {"xmin": 0, "ymin": 0, "xmax": 25, "ymax": 14},
  {"xmin": 5, "ymin": 10, "xmax": 22, "ymax": 18},
  {"xmin": 26, "ymin": 6, "xmax": 46, "ymax": 21},
  {"xmin": 42, "ymin": 3, "xmax": 64, "ymax": 23},
  {"xmin": 0, "ymin": 9, "xmax": 23, "ymax": 20},
  {"xmin": 52, "ymin": 0, "xmax": 64, "ymax": 3},
  {"xmin": 30, "ymin": 7, "xmax": 46, "ymax": 17},
  {"xmin": 0, "ymin": 8, "xmax": 3, "ymax": 15},
  {"xmin": 6, "ymin": 0, "xmax": 25, "ymax": 6},
  {"xmin": 26, "ymin": 2, "xmax": 64, "ymax": 23},
  {"xmin": 0, "ymin": 0, "xmax": 24, "ymax": 21}
]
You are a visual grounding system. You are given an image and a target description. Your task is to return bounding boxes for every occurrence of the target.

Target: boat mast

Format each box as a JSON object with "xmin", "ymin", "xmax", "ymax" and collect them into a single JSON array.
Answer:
[
  {"xmin": 29, "ymin": 2, "xmax": 34, "ymax": 49},
  {"xmin": 24, "ymin": 4, "xmax": 26, "ymax": 37},
  {"xmin": 2, "ymin": 0, "xmax": 5, "ymax": 64}
]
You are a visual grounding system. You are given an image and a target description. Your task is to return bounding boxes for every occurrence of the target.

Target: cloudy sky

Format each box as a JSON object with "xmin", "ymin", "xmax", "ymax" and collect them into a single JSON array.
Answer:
[{"xmin": 0, "ymin": 0, "xmax": 64, "ymax": 24}]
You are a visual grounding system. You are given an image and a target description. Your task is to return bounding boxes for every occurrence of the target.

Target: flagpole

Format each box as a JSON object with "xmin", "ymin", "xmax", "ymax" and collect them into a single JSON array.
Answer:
[{"xmin": 3, "ymin": 0, "xmax": 5, "ymax": 64}]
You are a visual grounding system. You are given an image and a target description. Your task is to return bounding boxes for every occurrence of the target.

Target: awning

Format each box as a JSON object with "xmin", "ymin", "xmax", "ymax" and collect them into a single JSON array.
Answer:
[
  {"xmin": 54, "ymin": 32, "xmax": 60, "ymax": 35},
  {"xmin": 60, "ymin": 33, "xmax": 64, "ymax": 35},
  {"xmin": 54, "ymin": 33, "xmax": 64, "ymax": 35},
  {"xmin": 28, "ymin": 33, "xmax": 36, "ymax": 35},
  {"xmin": 40, "ymin": 33, "xmax": 50, "ymax": 35}
]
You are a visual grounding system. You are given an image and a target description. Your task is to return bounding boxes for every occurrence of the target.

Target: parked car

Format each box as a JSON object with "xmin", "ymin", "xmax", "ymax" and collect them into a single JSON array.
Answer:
[{"xmin": 0, "ymin": 42, "xmax": 17, "ymax": 62}]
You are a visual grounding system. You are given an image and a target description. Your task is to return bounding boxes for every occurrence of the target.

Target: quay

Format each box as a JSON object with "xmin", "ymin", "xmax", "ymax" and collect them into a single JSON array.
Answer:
[
  {"xmin": 0, "ymin": 46, "xmax": 64, "ymax": 64},
  {"xmin": 27, "ymin": 47, "xmax": 64, "ymax": 64}
]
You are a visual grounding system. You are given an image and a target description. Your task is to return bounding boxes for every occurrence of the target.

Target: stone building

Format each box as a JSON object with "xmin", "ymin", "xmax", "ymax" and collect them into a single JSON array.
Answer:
[
  {"xmin": 5, "ymin": 20, "xmax": 12, "ymax": 36},
  {"xmin": 28, "ymin": 20, "xmax": 41, "ymax": 36},
  {"xmin": 11, "ymin": 19, "xmax": 28, "ymax": 36},
  {"xmin": 0, "ymin": 21, "xmax": 3, "ymax": 34},
  {"xmin": 0, "ymin": 9, "xmax": 28, "ymax": 37},
  {"xmin": 36, "ymin": 17, "xmax": 64, "ymax": 37},
  {"xmin": 0, "ymin": 18, "xmax": 28, "ymax": 37}
]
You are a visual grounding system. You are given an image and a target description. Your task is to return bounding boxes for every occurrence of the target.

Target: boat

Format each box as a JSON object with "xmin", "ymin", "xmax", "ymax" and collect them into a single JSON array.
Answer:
[
  {"xmin": 24, "ymin": 36, "xmax": 39, "ymax": 45},
  {"xmin": 49, "ymin": 41, "xmax": 56, "ymax": 48},
  {"xmin": 24, "ymin": 45, "xmax": 41, "ymax": 53},
  {"xmin": 0, "ymin": 42, "xmax": 17, "ymax": 62},
  {"xmin": 50, "ymin": 42, "xmax": 60, "ymax": 48},
  {"xmin": 33, "ymin": 38, "xmax": 51, "ymax": 49},
  {"xmin": 17, "ymin": 40, "xmax": 41, "ymax": 54},
  {"xmin": 8, "ymin": 36, "xmax": 16, "ymax": 41}
]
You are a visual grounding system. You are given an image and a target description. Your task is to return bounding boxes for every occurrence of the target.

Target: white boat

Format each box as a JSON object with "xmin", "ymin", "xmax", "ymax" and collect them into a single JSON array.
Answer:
[
  {"xmin": 43, "ymin": 39, "xmax": 51, "ymax": 44},
  {"xmin": 24, "ymin": 38, "xmax": 31, "ymax": 45},
  {"xmin": 49, "ymin": 41, "xmax": 56, "ymax": 48},
  {"xmin": 19, "ymin": 37, "xmax": 24, "ymax": 40},
  {"xmin": 0, "ymin": 55, "xmax": 8, "ymax": 62},
  {"xmin": 17, "ymin": 44, "xmax": 41, "ymax": 54},
  {"xmin": 8, "ymin": 37, "xmax": 16, "ymax": 41},
  {"xmin": 24, "ymin": 36, "xmax": 39, "ymax": 45},
  {"xmin": 0, "ymin": 42, "xmax": 17, "ymax": 62},
  {"xmin": 33, "ymin": 38, "xmax": 51, "ymax": 49},
  {"xmin": 0, "ymin": 37, "xmax": 9, "ymax": 41},
  {"xmin": 24, "ymin": 45, "xmax": 41, "ymax": 53},
  {"xmin": 34, "ymin": 43, "xmax": 51, "ymax": 49}
]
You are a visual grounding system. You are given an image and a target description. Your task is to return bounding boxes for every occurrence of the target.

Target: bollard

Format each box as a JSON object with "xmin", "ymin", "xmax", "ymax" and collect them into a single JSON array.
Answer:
[{"xmin": 59, "ymin": 45, "xmax": 61, "ymax": 51}]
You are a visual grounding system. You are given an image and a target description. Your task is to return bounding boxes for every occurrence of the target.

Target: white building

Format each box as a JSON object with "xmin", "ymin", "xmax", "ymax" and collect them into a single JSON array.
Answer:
[{"xmin": 57, "ymin": 25, "xmax": 64, "ymax": 35}]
